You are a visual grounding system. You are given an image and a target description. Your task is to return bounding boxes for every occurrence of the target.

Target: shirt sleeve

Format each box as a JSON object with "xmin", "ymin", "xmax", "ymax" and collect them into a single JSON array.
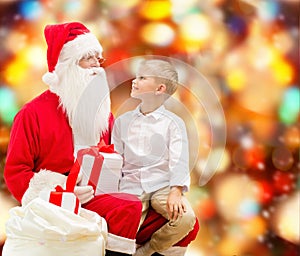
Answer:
[
  {"xmin": 111, "ymin": 117, "xmax": 124, "ymax": 156},
  {"xmin": 168, "ymin": 117, "xmax": 190, "ymax": 192},
  {"xmin": 4, "ymin": 106, "xmax": 39, "ymax": 202}
]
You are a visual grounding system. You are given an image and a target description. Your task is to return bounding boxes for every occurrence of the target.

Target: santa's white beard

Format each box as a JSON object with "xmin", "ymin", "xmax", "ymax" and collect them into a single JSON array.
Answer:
[{"xmin": 51, "ymin": 63, "xmax": 111, "ymax": 146}]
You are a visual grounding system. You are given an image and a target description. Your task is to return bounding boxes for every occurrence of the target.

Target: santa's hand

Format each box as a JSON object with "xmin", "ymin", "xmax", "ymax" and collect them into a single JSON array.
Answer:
[{"xmin": 74, "ymin": 185, "xmax": 94, "ymax": 204}]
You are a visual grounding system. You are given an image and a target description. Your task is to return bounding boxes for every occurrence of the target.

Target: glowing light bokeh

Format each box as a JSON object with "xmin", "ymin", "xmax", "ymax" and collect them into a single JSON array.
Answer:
[
  {"xmin": 241, "ymin": 215, "xmax": 267, "ymax": 238},
  {"xmin": 225, "ymin": 68, "xmax": 246, "ymax": 91},
  {"xmin": 213, "ymin": 173, "xmax": 260, "ymax": 221},
  {"xmin": 271, "ymin": 192, "xmax": 300, "ymax": 244},
  {"xmin": 258, "ymin": 0, "xmax": 280, "ymax": 21},
  {"xmin": 271, "ymin": 57, "xmax": 294, "ymax": 85},
  {"xmin": 179, "ymin": 14, "xmax": 212, "ymax": 52},
  {"xmin": 0, "ymin": 87, "xmax": 19, "ymax": 125},
  {"xmin": 19, "ymin": 0, "xmax": 43, "ymax": 20},
  {"xmin": 139, "ymin": 0, "xmax": 172, "ymax": 20},
  {"xmin": 273, "ymin": 170, "xmax": 296, "ymax": 195},
  {"xmin": 140, "ymin": 22, "xmax": 175, "ymax": 47},
  {"xmin": 5, "ymin": 58, "xmax": 30, "ymax": 86},
  {"xmin": 4, "ymin": 31, "xmax": 27, "ymax": 54},
  {"xmin": 24, "ymin": 45, "xmax": 46, "ymax": 68},
  {"xmin": 278, "ymin": 86, "xmax": 300, "ymax": 125},
  {"xmin": 255, "ymin": 180, "xmax": 274, "ymax": 205},
  {"xmin": 272, "ymin": 146, "xmax": 294, "ymax": 171},
  {"xmin": 283, "ymin": 126, "xmax": 300, "ymax": 149},
  {"xmin": 238, "ymin": 199, "xmax": 261, "ymax": 219}
]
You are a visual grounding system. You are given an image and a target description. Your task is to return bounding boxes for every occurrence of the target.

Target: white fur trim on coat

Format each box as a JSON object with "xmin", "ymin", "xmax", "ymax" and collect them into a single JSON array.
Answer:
[
  {"xmin": 21, "ymin": 169, "xmax": 67, "ymax": 206},
  {"xmin": 106, "ymin": 233, "xmax": 136, "ymax": 254},
  {"xmin": 158, "ymin": 246, "xmax": 187, "ymax": 256}
]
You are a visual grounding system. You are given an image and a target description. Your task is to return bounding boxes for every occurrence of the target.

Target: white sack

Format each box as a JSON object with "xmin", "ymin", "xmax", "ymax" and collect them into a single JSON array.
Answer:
[{"xmin": 3, "ymin": 198, "xmax": 107, "ymax": 256}]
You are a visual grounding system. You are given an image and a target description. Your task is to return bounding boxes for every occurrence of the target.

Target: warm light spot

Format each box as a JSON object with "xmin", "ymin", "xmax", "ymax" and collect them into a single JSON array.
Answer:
[{"xmin": 139, "ymin": 0, "xmax": 172, "ymax": 20}]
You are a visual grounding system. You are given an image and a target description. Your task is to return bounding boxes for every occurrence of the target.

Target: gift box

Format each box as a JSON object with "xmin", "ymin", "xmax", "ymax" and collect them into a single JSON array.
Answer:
[
  {"xmin": 75, "ymin": 144, "xmax": 123, "ymax": 195},
  {"xmin": 39, "ymin": 158, "xmax": 81, "ymax": 214},
  {"xmin": 39, "ymin": 190, "xmax": 80, "ymax": 214}
]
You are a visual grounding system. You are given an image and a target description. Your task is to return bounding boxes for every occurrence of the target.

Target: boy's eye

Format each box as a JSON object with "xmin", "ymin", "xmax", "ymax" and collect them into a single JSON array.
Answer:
[{"xmin": 138, "ymin": 76, "xmax": 145, "ymax": 80}]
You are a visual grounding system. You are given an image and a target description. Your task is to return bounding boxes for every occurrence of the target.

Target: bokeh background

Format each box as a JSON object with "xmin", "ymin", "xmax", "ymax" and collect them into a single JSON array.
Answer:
[{"xmin": 0, "ymin": 0, "xmax": 299, "ymax": 255}]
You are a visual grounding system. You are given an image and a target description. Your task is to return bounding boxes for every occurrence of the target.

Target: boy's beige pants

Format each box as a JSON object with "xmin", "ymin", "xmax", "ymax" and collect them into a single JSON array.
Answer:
[{"xmin": 138, "ymin": 186, "xmax": 196, "ymax": 252}]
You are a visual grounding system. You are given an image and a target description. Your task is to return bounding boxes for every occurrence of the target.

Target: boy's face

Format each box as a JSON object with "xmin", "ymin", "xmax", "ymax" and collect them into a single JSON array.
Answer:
[{"xmin": 131, "ymin": 67, "xmax": 159, "ymax": 99}]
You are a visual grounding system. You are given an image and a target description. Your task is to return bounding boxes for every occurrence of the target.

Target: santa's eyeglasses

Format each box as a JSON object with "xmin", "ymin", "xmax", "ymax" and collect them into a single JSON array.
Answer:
[{"xmin": 80, "ymin": 55, "xmax": 106, "ymax": 65}]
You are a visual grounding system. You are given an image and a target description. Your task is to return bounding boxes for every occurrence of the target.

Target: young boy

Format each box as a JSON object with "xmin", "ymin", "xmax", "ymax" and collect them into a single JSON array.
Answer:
[{"xmin": 112, "ymin": 59, "xmax": 196, "ymax": 256}]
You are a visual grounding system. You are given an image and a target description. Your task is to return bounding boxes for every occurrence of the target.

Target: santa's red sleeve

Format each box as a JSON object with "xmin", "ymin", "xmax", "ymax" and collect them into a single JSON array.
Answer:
[
  {"xmin": 4, "ymin": 106, "xmax": 37, "ymax": 202},
  {"xmin": 101, "ymin": 112, "xmax": 114, "ymax": 145}
]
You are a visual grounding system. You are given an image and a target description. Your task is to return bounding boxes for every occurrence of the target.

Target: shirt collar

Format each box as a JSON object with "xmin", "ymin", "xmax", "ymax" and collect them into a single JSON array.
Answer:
[{"xmin": 133, "ymin": 104, "xmax": 166, "ymax": 120}]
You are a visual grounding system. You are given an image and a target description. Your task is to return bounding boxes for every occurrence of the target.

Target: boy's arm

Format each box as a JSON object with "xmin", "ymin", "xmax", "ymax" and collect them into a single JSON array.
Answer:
[
  {"xmin": 167, "ymin": 117, "xmax": 190, "ymax": 221},
  {"xmin": 168, "ymin": 118, "xmax": 190, "ymax": 192}
]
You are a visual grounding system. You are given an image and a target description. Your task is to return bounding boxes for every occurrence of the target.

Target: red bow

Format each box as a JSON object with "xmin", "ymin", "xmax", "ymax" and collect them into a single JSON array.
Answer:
[{"xmin": 94, "ymin": 139, "xmax": 116, "ymax": 153}]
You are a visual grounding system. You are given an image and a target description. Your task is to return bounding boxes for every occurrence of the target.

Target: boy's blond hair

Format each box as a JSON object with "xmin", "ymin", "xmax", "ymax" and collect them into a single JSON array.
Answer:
[{"xmin": 138, "ymin": 59, "xmax": 178, "ymax": 95}]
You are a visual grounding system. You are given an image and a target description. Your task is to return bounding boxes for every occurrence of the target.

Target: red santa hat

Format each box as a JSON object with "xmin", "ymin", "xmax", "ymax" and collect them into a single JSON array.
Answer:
[{"xmin": 42, "ymin": 22, "xmax": 103, "ymax": 86}]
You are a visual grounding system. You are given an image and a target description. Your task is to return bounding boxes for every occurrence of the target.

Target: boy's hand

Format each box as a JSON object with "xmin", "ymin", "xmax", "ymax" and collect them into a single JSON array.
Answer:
[{"xmin": 167, "ymin": 186, "xmax": 186, "ymax": 221}]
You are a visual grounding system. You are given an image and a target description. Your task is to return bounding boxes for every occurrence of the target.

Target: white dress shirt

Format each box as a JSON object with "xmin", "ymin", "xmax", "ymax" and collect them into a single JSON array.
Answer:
[{"xmin": 112, "ymin": 105, "xmax": 190, "ymax": 196}]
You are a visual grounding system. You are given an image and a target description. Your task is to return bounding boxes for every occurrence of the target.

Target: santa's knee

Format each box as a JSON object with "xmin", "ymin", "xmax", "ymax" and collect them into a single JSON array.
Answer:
[{"xmin": 120, "ymin": 195, "xmax": 142, "ymax": 218}]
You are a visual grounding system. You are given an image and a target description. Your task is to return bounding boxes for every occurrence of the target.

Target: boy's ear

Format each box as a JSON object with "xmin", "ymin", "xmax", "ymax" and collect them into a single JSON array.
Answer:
[{"xmin": 156, "ymin": 84, "xmax": 167, "ymax": 94}]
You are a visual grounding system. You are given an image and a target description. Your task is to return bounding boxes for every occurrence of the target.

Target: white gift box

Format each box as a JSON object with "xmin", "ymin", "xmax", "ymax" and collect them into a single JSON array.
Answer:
[
  {"xmin": 39, "ymin": 190, "xmax": 81, "ymax": 214},
  {"xmin": 75, "ymin": 145, "xmax": 123, "ymax": 195}
]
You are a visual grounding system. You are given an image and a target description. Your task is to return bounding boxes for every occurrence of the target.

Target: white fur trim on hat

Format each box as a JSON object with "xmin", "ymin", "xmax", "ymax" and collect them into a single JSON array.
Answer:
[
  {"xmin": 42, "ymin": 32, "xmax": 102, "ymax": 88},
  {"xmin": 42, "ymin": 71, "xmax": 59, "ymax": 87},
  {"xmin": 59, "ymin": 32, "xmax": 103, "ymax": 62}
]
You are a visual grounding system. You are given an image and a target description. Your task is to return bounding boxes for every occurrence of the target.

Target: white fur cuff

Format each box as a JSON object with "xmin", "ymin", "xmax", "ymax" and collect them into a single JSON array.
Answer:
[
  {"xmin": 158, "ymin": 246, "xmax": 187, "ymax": 256},
  {"xmin": 106, "ymin": 233, "xmax": 136, "ymax": 254},
  {"xmin": 21, "ymin": 170, "xmax": 66, "ymax": 206}
]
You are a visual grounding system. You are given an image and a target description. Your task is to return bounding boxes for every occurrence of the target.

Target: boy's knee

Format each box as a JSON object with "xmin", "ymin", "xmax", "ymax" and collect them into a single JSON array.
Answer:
[
  {"xmin": 171, "ymin": 212, "xmax": 196, "ymax": 232},
  {"xmin": 183, "ymin": 212, "xmax": 196, "ymax": 229}
]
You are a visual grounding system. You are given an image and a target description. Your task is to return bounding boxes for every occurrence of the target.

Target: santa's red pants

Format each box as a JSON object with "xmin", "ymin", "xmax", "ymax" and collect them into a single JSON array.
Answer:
[{"xmin": 84, "ymin": 193, "xmax": 199, "ymax": 253}]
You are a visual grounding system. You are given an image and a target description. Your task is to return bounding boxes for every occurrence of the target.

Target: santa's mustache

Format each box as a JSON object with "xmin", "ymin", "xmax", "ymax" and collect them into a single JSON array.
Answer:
[{"xmin": 50, "ymin": 64, "xmax": 111, "ymax": 146}]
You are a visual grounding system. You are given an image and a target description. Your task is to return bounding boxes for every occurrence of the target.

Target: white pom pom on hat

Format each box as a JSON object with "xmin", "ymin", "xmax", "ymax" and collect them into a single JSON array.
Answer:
[{"xmin": 42, "ymin": 22, "xmax": 103, "ymax": 87}]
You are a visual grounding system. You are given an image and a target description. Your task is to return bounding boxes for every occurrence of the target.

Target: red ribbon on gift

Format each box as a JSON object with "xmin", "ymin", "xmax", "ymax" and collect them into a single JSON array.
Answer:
[
  {"xmin": 94, "ymin": 139, "xmax": 116, "ymax": 153},
  {"xmin": 76, "ymin": 147, "xmax": 104, "ymax": 192},
  {"xmin": 75, "ymin": 142, "xmax": 117, "ymax": 193},
  {"xmin": 49, "ymin": 142, "xmax": 117, "ymax": 213},
  {"xmin": 48, "ymin": 161, "xmax": 81, "ymax": 214}
]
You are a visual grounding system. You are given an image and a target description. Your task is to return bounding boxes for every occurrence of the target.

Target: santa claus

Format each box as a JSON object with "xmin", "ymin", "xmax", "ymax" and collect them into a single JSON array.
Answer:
[
  {"xmin": 4, "ymin": 22, "xmax": 142, "ymax": 256},
  {"xmin": 4, "ymin": 22, "xmax": 199, "ymax": 256}
]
